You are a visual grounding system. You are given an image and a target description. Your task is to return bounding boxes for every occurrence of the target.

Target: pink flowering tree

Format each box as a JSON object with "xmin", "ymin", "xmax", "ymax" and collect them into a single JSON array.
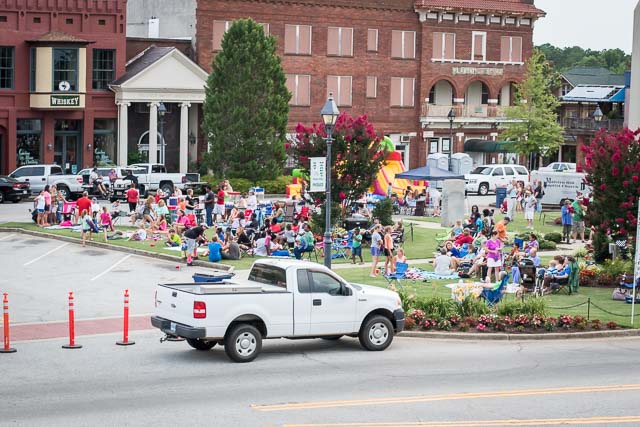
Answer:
[
  {"xmin": 582, "ymin": 129, "xmax": 640, "ymax": 259},
  {"xmin": 289, "ymin": 113, "xmax": 390, "ymax": 206}
]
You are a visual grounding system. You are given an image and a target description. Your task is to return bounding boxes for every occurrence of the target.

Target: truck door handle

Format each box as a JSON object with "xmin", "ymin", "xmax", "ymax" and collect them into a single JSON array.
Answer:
[{"xmin": 313, "ymin": 299, "xmax": 322, "ymax": 306}]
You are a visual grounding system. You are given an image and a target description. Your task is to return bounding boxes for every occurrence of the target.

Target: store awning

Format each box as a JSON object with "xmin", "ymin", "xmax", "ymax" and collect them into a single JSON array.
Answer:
[
  {"xmin": 561, "ymin": 85, "xmax": 625, "ymax": 103},
  {"xmin": 463, "ymin": 139, "xmax": 517, "ymax": 153}
]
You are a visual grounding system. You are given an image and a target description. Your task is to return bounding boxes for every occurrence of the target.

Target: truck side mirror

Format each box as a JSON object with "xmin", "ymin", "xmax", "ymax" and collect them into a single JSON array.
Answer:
[{"xmin": 342, "ymin": 286, "xmax": 352, "ymax": 296}]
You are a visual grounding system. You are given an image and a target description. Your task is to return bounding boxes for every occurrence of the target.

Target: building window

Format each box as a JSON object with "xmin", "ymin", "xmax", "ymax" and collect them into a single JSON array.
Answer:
[
  {"xmin": 284, "ymin": 24, "xmax": 312, "ymax": 55},
  {"xmin": 285, "ymin": 74, "xmax": 311, "ymax": 106},
  {"xmin": 212, "ymin": 20, "xmax": 230, "ymax": 51},
  {"xmin": 92, "ymin": 49, "xmax": 115, "ymax": 90},
  {"xmin": 367, "ymin": 29, "xmax": 378, "ymax": 52},
  {"xmin": 53, "ymin": 48, "xmax": 78, "ymax": 92},
  {"xmin": 94, "ymin": 119, "xmax": 116, "ymax": 166},
  {"xmin": 66, "ymin": 18, "xmax": 73, "ymax": 24},
  {"xmin": 391, "ymin": 30, "xmax": 415, "ymax": 59},
  {"xmin": 500, "ymin": 36, "xmax": 522, "ymax": 62},
  {"xmin": 29, "ymin": 48, "xmax": 36, "ymax": 92},
  {"xmin": 327, "ymin": 27, "xmax": 353, "ymax": 57},
  {"xmin": 327, "ymin": 75, "xmax": 352, "ymax": 106},
  {"xmin": 366, "ymin": 76, "xmax": 377, "ymax": 98},
  {"xmin": 0, "ymin": 46, "xmax": 14, "ymax": 89},
  {"xmin": 260, "ymin": 23, "xmax": 270, "ymax": 35},
  {"xmin": 17, "ymin": 119, "xmax": 42, "ymax": 166},
  {"xmin": 471, "ymin": 32, "xmax": 486, "ymax": 61},
  {"xmin": 432, "ymin": 32, "xmax": 455, "ymax": 60},
  {"xmin": 390, "ymin": 77, "xmax": 414, "ymax": 107},
  {"xmin": 561, "ymin": 84, "xmax": 572, "ymax": 96}
]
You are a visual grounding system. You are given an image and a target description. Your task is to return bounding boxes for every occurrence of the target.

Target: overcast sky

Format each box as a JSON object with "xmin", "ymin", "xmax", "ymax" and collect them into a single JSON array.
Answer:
[{"xmin": 533, "ymin": 0, "xmax": 636, "ymax": 52}]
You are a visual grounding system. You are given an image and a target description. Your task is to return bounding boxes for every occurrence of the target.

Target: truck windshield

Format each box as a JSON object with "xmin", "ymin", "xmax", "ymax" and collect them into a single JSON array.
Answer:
[{"xmin": 248, "ymin": 265, "xmax": 287, "ymax": 289}]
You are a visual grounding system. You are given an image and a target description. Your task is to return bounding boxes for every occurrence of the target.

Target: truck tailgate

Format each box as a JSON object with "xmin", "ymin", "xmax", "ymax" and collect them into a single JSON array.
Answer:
[{"xmin": 155, "ymin": 284, "xmax": 200, "ymax": 327}]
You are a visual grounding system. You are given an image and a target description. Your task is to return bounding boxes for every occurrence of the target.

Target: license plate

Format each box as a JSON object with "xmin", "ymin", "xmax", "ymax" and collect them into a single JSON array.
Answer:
[
  {"xmin": 170, "ymin": 322, "xmax": 177, "ymax": 333},
  {"xmin": 22, "ymin": 190, "xmax": 27, "ymax": 194}
]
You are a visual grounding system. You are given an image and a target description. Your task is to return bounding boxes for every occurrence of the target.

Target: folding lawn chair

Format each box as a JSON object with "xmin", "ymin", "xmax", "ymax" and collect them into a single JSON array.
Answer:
[
  {"xmin": 384, "ymin": 262, "xmax": 409, "ymax": 290},
  {"xmin": 332, "ymin": 238, "xmax": 350, "ymax": 260},
  {"xmin": 481, "ymin": 272, "xmax": 510, "ymax": 306}
]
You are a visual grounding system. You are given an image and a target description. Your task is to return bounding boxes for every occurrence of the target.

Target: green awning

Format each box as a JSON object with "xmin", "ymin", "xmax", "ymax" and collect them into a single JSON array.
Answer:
[{"xmin": 464, "ymin": 139, "xmax": 517, "ymax": 153}]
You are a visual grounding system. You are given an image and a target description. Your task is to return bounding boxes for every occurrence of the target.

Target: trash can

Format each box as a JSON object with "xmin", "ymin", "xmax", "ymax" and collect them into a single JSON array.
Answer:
[{"xmin": 495, "ymin": 187, "xmax": 507, "ymax": 208}]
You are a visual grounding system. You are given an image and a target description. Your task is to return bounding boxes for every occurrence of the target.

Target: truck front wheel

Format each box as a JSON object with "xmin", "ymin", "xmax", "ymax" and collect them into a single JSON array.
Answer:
[
  {"xmin": 359, "ymin": 315, "xmax": 394, "ymax": 351},
  {"xmin": 186, "ymin": 338, "xmax": 216, "ymax": 351},
  {"xmin": 224, "ymin": 324, "xmax": 262, "ymax": 363}
]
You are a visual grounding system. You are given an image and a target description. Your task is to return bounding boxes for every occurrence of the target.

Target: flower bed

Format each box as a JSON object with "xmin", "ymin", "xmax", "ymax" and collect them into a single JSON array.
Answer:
[{"xmin": 404, "ymin": 311, "xmax": 620, "ymax": 333}]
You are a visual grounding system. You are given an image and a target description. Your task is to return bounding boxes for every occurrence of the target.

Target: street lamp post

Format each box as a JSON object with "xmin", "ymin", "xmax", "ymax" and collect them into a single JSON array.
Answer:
[
  {"xmin": 158, "ymin": 102, "xmax": 167, "ymax": 165},
  {"xmin": 447, "ymin": 108, "xmax": 456, "ymax": 171},
  {"xmin": 320, "ymin": 94, "xmax": 340, "ymax": 269},
  {"xmin": 593, "ymin": 105, "xmax": 604, "ymax": 123}
]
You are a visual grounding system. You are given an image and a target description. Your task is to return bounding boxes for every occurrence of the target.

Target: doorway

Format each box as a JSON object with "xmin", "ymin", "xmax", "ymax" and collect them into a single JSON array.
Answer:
[{"xmin": 54, "ymin": 120, "xmax": 82, "ymax": 174}]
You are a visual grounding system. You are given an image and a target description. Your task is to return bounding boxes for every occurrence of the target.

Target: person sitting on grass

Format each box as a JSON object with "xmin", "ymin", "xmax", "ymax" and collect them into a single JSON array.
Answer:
[
  {"xmin": 447, "ymin": 220, "xmax": 464, "ymax": 240},
  {"xmin": 221, "ymin": 236, "xmax": 241, "ymax": 260},
  {"xmin": 454, "ymin": 228, "xmax": 474, "ymax": 246},
  {"xmin": 523, "ymin": 233, "xmax": 539, "ymax": 256},
  {"xmin": 433, "ymin": 248, "xmax": 454, "ymax": 275},
  {"xmin": 476, "ymin": 270, "xmax": 508, "ymax": 290},
  {"xmin": 205, "ymin": 235, "xmax": 223, "ymax": 263},
  {"xmin": 127, "ymin": 223, "xmax": 148, "ymax": 242},
  {"xmin": 236, "ymin": 227, "xmax": 252, "ymax": 251},
  {"xmin": 165, "ymin": 228, "xmax": 182, "ymax": 247}
]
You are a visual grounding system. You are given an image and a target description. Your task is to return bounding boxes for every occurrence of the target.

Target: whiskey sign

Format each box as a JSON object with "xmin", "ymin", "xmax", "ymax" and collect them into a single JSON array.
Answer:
[{"xmin": 50, "ymin": 95, "xmax": 80, "ymax": 107}]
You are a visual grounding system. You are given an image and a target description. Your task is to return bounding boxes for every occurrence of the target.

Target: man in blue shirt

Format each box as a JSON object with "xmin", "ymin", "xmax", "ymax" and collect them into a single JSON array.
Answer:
[
  {"xmin": 207, "ymin": 235, "xmax": 223, "ymax": 262},
  {"xmin": 561, "ymin": 199, "xmax": 573, "ymax": 244}
]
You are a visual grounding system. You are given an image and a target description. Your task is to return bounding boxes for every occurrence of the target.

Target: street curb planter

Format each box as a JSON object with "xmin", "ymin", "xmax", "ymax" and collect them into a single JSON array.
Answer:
[
  {"xmin": 399, "ymin": 329, "xmax": 640, "ymax": 341},
  {"xmin": 0, "ymin": 228, "xmax": 234, "ymax": 272}
]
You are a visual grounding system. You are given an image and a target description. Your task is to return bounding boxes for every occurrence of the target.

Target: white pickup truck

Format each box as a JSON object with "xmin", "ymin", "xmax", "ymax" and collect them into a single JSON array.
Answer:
[
  {"xmin": 151, "ymin": 259, "xmax": 405, "ymax": 363},
  {"xmin": 111, "ymin": 163, "xmax": 203, "ymax": 197},
  {"xmin": 9, "ymin": 164, "xmax": 84, "ymax": 199}
]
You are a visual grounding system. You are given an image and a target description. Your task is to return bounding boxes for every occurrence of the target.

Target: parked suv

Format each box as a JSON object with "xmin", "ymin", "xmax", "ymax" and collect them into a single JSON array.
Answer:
[{"xmin": 465, "ymin": 164, "xmax": 530, "ymax": 195}]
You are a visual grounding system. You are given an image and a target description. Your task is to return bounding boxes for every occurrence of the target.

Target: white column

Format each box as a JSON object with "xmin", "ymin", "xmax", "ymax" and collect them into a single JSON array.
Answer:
[
  {"xmin": 117, "ymin": 102, "xmax": 130, "ymax": 166},
  {"xmin": 148, "ymin": 102, "xmax": 159, "ymax": 164},
  {"xmin": 179, "ymin": 102, "xmax": 190, "ymax": 174}
]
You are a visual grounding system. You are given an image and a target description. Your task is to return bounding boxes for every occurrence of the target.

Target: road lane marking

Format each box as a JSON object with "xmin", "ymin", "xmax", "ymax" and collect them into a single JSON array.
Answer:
[
  {"xmin": 23, "ymin": 242, "xmax": 70, "ymax": 266},
  {"xmin": 90, "ymin": 254, "xmax": 133, "ymax": 281},
  {"xmin": 0, "ymin": 233, "xmax": 14, "ymax": 241},
  {"xmin": 281, "ymin": 416, "xmax": 640, "ymax": 427},
  {"xmin": 253, "ymin": 384, "xmax": 640, "ymax": 412}
]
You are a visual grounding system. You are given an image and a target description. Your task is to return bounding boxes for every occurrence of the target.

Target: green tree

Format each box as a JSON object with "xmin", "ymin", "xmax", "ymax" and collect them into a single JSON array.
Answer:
[
  {"xmin": 537, "ymin": 43, "xmax": 630, "ymax": 73},
  {"xmin": 502, "ymin": 49, "xmax": 564, "ymax": 165},
  {"xmin": 203, "ymin": 18, "xmax": 290, "ymax": 181}
]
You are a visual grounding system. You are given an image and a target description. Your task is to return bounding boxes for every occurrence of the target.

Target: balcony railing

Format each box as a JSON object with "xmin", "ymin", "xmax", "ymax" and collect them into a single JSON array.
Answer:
[
  {"xmin": 561, "ymin": 117, "xmax": 625, "ymax": 132},
  {"xmin": 421, "ymin": 103, "xmax": 513, "ymax": 119}
]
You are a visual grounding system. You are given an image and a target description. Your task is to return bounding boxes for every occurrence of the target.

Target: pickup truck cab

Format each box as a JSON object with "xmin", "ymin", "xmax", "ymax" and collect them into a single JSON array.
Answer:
[
  {"xmin": 465, "ymin": 164, "xmax": 529, "ymax": 195},
  {"xmin": 9, "ymin": 164, "xmax": 84, "ymax": 199},
  {"xmin": 151, "ymin": 259, "xmax": 405, "ymax": 362}
]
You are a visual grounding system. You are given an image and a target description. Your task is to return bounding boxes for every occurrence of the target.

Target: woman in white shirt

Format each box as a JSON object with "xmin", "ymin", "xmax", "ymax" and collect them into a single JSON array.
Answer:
[{"xmin": 433, "ymin": 248, "xmax": 453, "ymax": 275}]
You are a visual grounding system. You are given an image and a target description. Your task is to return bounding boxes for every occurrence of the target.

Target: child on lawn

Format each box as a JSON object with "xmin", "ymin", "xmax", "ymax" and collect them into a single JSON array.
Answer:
[
  {"xmin": 165, "ymin": 228, "xmax": 182, "ymax": 247},
  {"xmin": 351, "ymin": 228, "xmax": 364, "ymax": 264},
  {"xmin": 99, "ymin": 206, "xmax": 113, "ymax": 242}
]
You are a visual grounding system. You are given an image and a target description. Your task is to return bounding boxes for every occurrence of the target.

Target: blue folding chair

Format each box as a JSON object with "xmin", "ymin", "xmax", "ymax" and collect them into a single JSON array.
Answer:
[
  {"xmin": 332, "ymin": 238, "xmax": 350, "ymax": 260},
  {"xmin": 481, "ymin": 272, "xmax": 510, "ymax": 306},
  {"xmin": 384, "ymin": 262, "xmax": 409, "ymax": 290}
]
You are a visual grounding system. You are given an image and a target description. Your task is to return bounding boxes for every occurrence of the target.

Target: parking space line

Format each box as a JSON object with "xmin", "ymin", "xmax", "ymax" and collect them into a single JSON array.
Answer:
[
  {"xmin": 90, "ymin": 254, "xmax": 133, "ymax": 282},
  {"xmin": 23, "ymin": 242, "xmax": 70, "ymax": 266},
  {"xmin": 0, "ymin": 233, "xmax": 14, "ymax": 241}
]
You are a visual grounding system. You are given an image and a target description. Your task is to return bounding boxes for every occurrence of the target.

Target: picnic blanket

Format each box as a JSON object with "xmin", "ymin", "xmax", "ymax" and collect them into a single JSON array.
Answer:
[{"xmin": 404, "ymin": 268, "xmax": 459, "ymax": 281}]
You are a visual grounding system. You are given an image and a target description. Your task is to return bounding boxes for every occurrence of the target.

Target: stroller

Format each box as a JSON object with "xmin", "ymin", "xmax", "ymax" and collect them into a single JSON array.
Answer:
[
  {"xmin": 513, "ymin": 258, "xmax": 542, "ymax": 297},
  {"xmin": 457, "ymin": 260, "xmax": 473, "ymax": 279}
]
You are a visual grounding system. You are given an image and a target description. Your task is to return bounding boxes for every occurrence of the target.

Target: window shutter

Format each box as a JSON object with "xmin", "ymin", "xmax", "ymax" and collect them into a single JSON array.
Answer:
[
  {"xmin": 298, "ymin": 75, "xmax": 310, "ymax": 105},
  {"xmin": 512, "ymin": 37, "xmax": 522, "ymax": 62},
  {"xmin": 473, "ymin": 34, "xmax": 484, "ymax": 60},
  {"xmin": 432, "ymin": 32, "xmax": 443, "ymax": 59},
  {"xmin": 212, "ymin": 21, "xmax": 227, "ymax": 51},
  {"xmin": 299, "ymin": 25, "xmax": 312, "ymax": 54},
  {"xmin": 390, "ymin": 77, "xmax": 401, "ymax": 106},
  {"xmin": 444, "ymin": 33, "xmax": 455, "ymax": 59},
  {"xmin": 402, "ymin": 78, "xmax": 414, "ymax": 107},
  {"xmin": 367, "ymin": 29, "xmax": 378, "ymax": 52},
  {"xmin": 341, "ymin": 28, "xmax": 353, "ymax": 56},
  {"xmin": 327, "ymin": 27, "xmax": 339, "ymax": 55},
  {"xmin": 285, "ymin": 74, "xmax": 296, "ymax": 104},
  {"xmin": 327, "ymin": 75, "xmax": 338, "ymax": 100},
  {"xmin": 391, "ymin": 31, "xmax": 402, "ymax": 58},
  {"xmin": 284, "ymin": 25, "xmax": 296, "ymax": 53},
  {"xmin": 366, "ymin": 76, "xmax": 377, "ymax": 98},
  {"xmin": 500, "ymin": 37, "xmax": 510, "ymax": 62},
  {"xmin": 339, "ymin": 77, "xmax": 352, "ymax": 106},
  {"xmin": 404, "ymin": 31, "xmax": 415, "ymax": 59}
]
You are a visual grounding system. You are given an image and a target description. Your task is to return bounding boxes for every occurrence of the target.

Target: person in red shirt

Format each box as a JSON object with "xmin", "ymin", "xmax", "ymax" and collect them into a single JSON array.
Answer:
[
  {"xmin": 213, "ymin": 184, "xmax": 226, "ymax": 222},
  {"xmin": 454, "ymin": 228, "xmax": 474, "ymax": 246},
  {"xmin": 75, "ymin": 192, "xmax": 92, "ymax": 221},
  {"xmin": 125, "ymin": 184, "xmax": 139, "ymax": 212}
]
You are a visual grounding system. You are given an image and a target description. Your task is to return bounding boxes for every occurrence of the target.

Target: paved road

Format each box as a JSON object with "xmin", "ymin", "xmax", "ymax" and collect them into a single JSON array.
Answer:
[{"xmin": 2, "ymin": 333, "xmax": 640, "ymax": 426}]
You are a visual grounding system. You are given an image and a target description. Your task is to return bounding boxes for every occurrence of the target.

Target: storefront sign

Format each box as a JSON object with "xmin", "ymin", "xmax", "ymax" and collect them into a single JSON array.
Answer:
[
  {"xmin": 309, "ymin": 157, "xmax": 326, "ymax": 192},
  {"xmin": 50, "ymin": 95, "xmax": 80, "ymax": 107},
  {"xmin": 452, "ymin": 67, "xmax": 503, "ymax": 76}
]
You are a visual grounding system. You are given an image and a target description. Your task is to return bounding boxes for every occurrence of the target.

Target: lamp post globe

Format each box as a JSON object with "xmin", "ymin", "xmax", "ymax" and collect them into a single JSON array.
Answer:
[
  {"xmin": 447, "ymin": 108, "xmax": 456, "ymax": 172},
  {"xmin": 320, "ymin": 93, "xmax": 340, "ymax": 269},
  {"xmin": 593, "ymin": 105, "xmax": 603, "ymax": 123}
]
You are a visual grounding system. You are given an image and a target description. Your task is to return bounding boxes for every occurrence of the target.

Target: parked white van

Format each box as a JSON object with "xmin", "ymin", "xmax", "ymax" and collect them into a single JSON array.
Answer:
[{"xmin": 465, "ymin": 164, "xmax": 529, "ymax": 195}]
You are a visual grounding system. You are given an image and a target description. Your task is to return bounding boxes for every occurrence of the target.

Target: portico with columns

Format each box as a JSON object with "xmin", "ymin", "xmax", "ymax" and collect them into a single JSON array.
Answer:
[{"xmin": 110, "ymin": 46, "xmax": 208, "ymax": 172}]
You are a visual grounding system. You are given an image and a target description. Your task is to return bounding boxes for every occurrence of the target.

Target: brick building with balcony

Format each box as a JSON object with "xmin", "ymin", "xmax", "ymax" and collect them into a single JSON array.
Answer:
[
  {"xmin": 0, "ymin": 0, "xmax": 127, "ymax": 175},
  {"xmin": 196, "ymin": 0, "xmax": 544, "ymax": 169}
]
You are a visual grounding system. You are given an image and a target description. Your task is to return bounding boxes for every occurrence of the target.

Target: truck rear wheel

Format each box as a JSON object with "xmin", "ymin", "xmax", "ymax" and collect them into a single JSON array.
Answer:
[
  {"xmin": 359, "ymin": 315, "xmax": 394, "ymax": 351},
  {"xmin": 224, "ymin": 324, "xmax": 262, "ymax": 363},
  {"xmin": 186, "ymin": 338, "xmax": 216, "ymax": 351}
]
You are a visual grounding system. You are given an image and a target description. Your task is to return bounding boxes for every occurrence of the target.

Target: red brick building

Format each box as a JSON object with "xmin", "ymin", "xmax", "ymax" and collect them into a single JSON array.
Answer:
[
  {"xmin": 196, "ymin": 0, "xmax": 544, "ymax": 169},
  {"xmin": 0, "ymin": 0, "xmax": 126, "ymax": 175}
]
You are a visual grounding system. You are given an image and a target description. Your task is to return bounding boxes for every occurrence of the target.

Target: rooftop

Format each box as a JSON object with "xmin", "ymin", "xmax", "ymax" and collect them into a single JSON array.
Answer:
[
  {"xmin": 111, "ymin": 46, "xmax": 174, "ymax": 86},
  {"xmin": 561, "ymin": 85, "xmax": 626, "ymax": 103},
  {"xmin": 414, "ymin": 0, "xmax": 545, "ymax": 16},
  {"xmin": 561, "ymin": 67, "xmax": 626, "ymax": 87}
]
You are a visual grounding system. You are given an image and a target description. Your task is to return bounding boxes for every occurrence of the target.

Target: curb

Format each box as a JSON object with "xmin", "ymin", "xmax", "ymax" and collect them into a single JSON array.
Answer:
[
  {"xmin": 0, "ymin": 227, "xmax": 234, "ymax": 272},
  {"xmin": 399, "ymin": 329, "xmax": 640, "ymax": 341}
]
